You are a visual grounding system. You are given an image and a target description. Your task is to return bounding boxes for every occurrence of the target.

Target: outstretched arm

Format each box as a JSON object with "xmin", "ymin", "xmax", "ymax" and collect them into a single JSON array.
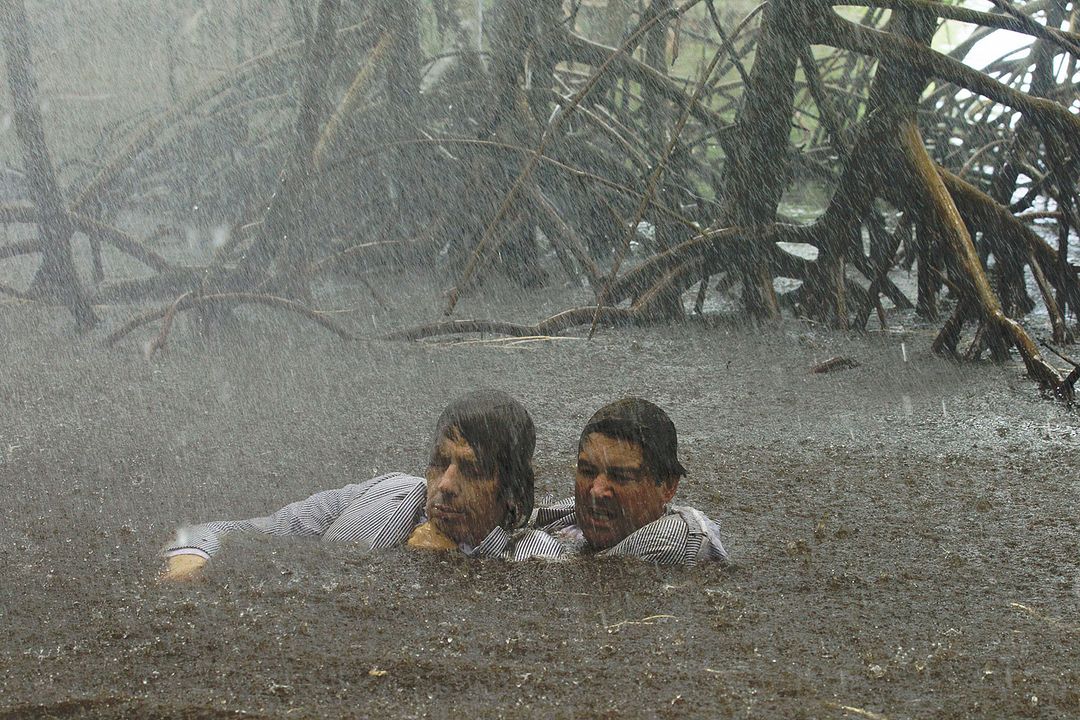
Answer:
[{"xmin": 161, "ymin": 474, "xmax": 395, "ymax": 580}]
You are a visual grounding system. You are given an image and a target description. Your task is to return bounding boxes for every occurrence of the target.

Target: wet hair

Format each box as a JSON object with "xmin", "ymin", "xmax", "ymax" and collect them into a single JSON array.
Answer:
[
  {"xmin": 431, "ymin": 389, "xmax": 535, "ymax": 528},
  {"xmin": 578, "ymin": 398, "xmax": 687, "ymax": 485}
]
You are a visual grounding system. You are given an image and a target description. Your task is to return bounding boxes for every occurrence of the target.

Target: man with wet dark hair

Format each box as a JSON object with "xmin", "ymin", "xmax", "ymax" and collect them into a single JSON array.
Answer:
[
  {"xmin": 162, "ymin": 389, "xmax": 561, "ymax": 580},
  {"xmin": 429, "ymin": 389, "xmax": 536, "ymax": 532},
  {"xmin": 534, "ymin": 398, "xmax": 727, "ymax": 565}
]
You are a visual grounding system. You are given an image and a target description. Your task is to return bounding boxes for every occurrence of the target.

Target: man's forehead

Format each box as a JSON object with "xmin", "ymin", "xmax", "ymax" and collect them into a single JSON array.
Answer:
[
  {"xmin": 579, "ymin": 434, "xmax": 644, "ymax": 465},
  {"xmin": 438, "ymin": 431, "xmax": 478, "ymax": 460}
]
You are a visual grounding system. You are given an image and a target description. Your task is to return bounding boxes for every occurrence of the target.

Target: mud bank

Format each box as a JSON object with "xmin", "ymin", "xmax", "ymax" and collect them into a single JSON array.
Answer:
[{"xmin": 0, "ymin": 274, "xmax": 1077, "ymax": 719}]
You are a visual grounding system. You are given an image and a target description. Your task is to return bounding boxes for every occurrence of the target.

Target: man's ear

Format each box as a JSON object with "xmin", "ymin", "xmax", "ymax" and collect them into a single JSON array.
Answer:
[
  {"xmin": 501, "ymin": 488, "xmax": 522, "ymax": 528},
  {"xmin": 661, "ymin": 476, "xmax": 679, "ymax": 503}
]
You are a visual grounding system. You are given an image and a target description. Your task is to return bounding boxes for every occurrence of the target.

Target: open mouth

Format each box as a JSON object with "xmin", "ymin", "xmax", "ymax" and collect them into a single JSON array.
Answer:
[
  {"xmin": 584, "ymin": 506, "xmax": 619, "ymax": 524},
  {"xmin": 433, "ymin": 504, "xmax": 466, "ymax": 517}
]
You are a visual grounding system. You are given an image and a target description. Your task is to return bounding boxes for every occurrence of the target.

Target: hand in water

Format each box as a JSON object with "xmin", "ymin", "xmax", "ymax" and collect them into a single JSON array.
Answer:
[
  {"xmin": 406, "ymin": 521, "xmax": 458, "ymax": 551},
  {"xmin": 161, "ymin": 554, "xmax": 207, "ymax": 581}
]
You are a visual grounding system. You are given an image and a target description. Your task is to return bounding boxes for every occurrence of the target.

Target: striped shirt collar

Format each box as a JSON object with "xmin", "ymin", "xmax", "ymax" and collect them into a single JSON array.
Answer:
[
  {"xmin": 534, "ymin": 498, "xmax": 727, "ymax": 564},
  {"xmin": 458, "ymin": 525, "xmax": 511, "ymax": 557}
]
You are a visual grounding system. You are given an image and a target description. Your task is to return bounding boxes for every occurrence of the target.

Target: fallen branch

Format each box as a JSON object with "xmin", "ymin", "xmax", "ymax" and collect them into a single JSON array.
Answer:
[
  {"xmin": 144, "ymin": 292, "xmax": 191, "ymax": 358},
  {"xmin": 440, "ymin": 335, "xmax": 583, "ymax": 348},
  {"xmin": 900, "ymin": 119, "xmax": 1070, "ymax": 401},
  {"xmin": 0, "ymin": 204, "xmax": 175, "ymax": 273},
  {"xmin": 604, "ymin": 614, "xmax": 677, "ymax": 633},
  {"xmin": 811, "ymin": 356, "xmax": 860, "ymax": 373},
  {"xmin": 822, "ymin": 701, "xmax": 890, "ymax": 720},
  {"xmin": 385, "ymin": 306, "xmax": 634, "ymax": 342},
  {"xmin": 106, "ymin": 292, "xmax": 354, "ymax": 347},
  {"xmin": 1009, "ymin": 601, "xmax": 1080, "ymax": 633}
]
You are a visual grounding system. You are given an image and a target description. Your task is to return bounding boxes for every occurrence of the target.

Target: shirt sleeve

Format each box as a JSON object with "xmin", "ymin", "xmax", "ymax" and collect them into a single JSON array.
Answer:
[
  {"xmin": 701, "ymin": 517, "xmax": 729, "ymax": 562},
  {"xmin": 164, "ymin": 475, "xmax": 392, "ymax": 559},
  {"xmin": 673, "ymin": 505, "xmax": 729, "ymax": 563}
]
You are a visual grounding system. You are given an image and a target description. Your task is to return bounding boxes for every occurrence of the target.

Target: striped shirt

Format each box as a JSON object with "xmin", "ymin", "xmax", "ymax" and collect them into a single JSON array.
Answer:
[
  {"xmin": 166, "ymin": 473, "xmax": 564, "ymax": 562},
  {"xmin": 533, "ymin": 498, "xmax": 728, "ymax": 565}
]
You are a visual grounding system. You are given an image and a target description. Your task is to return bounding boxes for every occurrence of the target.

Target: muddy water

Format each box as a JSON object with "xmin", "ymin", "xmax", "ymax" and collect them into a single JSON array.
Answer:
[{"xmin": 0, "ymin": 274, "xmax": 1077, "ymax": 719}]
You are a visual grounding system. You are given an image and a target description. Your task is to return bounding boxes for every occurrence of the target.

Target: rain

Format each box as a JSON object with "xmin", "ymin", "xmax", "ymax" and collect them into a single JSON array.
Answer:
[{"xmin": 1, "ymin": 0, "xmax": 1079, "ymax": 717}]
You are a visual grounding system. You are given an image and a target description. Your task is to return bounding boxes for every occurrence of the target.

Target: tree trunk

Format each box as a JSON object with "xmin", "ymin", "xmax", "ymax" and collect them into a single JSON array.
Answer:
[
  {"xmin": 814, "ymin": 7, "xmax": 936, "ymax": 327},
  {"xmin": 721, "ymin": 0, "xmax": 810, "ymax": 321},
  {"xmin": 986, "ymin": 0, "xmax": 1066, "ymax": 317},
  {"xmin": 372, "ymin": 0, "xmax": 426, "ymax": 264},
  {"xmin": 0, "ymin": 0, "xmax": 96, "ymax": 329},
  {"xmin": 240, "ymin": 0, "xmax": 340, "ymax": 299}
]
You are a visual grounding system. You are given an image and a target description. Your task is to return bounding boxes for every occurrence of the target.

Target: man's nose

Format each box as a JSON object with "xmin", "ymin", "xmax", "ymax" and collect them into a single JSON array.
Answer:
[
  {"xmin": 436, "ymin": 462, "xmax": 462, "ymax": 495},
  {"xmin": 589, "ymin": 473, "xmax": 615, "ymax": 500}
]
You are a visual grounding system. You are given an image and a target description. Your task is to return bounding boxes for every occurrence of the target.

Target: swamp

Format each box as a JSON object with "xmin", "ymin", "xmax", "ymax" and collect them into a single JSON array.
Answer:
[{"xmin": 1, "ymin": 0, "xmax": 1078, "ymax": 717}]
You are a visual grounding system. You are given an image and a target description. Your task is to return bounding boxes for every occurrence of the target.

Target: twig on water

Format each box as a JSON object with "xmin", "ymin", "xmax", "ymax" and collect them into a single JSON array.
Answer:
[
  {"xmin": 441, "ymin": 335, "xmax": 584, "ymax": 347},
  {"xmin": 1010, "ymin": 601, "xmax": 1080, "ymax": 633},
  {"xmin": 603, "ymin": 614, "xmax": 678, "ymax": 633},
  {"xmin": 822, "ymin": 702, "xmax": 890, "ymax": 720},
  {"xmin": 386, "ymin": 306, "xmax": 633, "ymax": 342}
]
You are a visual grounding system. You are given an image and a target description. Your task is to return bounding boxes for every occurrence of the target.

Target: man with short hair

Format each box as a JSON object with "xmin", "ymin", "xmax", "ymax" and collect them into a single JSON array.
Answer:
[
  {"xmin": 162, "ymin": 389, "xmax": 562, "ymax": 580},
  {"xmin": 534, "ymin": 398, "xmax": 727, "ymax": 565}
]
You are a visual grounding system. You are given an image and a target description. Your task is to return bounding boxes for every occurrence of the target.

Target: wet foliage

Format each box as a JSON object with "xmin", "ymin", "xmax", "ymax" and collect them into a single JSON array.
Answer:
[{"xmin": 1, "ymin": 0, "xmax": 1079, "ymax": 398}]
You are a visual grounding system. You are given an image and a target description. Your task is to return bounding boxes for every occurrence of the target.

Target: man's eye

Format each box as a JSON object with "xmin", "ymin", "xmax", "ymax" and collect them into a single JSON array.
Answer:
[
  {"xmin": 458, "ymin": 463, "xmax": 481, "ymax": 479},
  {"xmin": 577, "ymin": 464, "xmax": 597, "ymax": 478},
  {"xmin": 429, "ymin": 455, "xmax": 449, "ymax": 470},
  {"xmin": 609, "ymin": 472, "xmax": 637, "ymax": 485}
]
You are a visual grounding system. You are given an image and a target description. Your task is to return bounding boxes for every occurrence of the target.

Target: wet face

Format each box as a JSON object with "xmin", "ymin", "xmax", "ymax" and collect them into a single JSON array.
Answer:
[
  {"xmin": 425, "ymin": 430, "xmax": 506, "ymax": 546},
  {"xmin": 574, "ymin": 433, "xmax": 678, "ymax": 550}
]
